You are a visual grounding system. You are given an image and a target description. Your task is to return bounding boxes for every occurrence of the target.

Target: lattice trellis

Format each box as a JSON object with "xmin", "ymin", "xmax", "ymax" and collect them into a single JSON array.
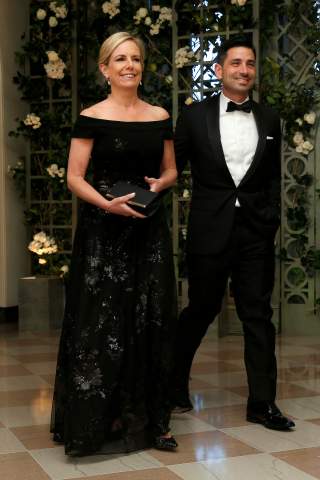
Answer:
[{"xmin": 276, "ymin": 7, "xmax": 320, "ymax": 329}]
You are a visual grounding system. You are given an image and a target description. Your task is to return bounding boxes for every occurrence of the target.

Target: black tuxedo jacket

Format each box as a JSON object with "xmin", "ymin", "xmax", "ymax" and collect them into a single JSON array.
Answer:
[{"xmin": 174, "ymin": 94, "xmax": 281, "ymax": 255}]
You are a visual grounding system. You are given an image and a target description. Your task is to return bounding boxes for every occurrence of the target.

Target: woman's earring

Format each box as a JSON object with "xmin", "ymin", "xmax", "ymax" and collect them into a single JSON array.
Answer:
[
  {"xmin": 139, "ymin": 80, "xmax": 142, "ymax": 86},
  {"xmin": 106, "ymin": 77, "xmax": 111, "ymax": 86}
]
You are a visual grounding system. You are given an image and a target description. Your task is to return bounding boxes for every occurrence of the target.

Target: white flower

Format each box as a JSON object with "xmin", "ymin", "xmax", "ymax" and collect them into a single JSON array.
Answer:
[
  {"xmin": 182, "ymin": 189, "xmax": 190, "ymax": 198},
  {"xmin": 295, "ymin": 118, "xmax": 303, "ymax": 126},
  {"xmin": 60, "ymin": 265, "xmax": 69, "ymax": 276},
  {"xmin": 28, "ymin": 231, "xmax": 58, "ymax": 257},
  {"xmin": 36, "ymin": 9, "xmax": 47, "ymax": 20},
  {"xmin": 231, "ymin": 0, "xmax": 247, "ymax": 6},
  {"xmin": 293, "ymin": 131, "xmax": 304, "ymax": 146},
  {"xmin": 102, "ymin": 0, "xmax": 120, "ymax": 19},
  {"xmin": 23, "ymin": 113, "xmax": 41, "ymax": 129},
  {"xmin": 304, "ymin": 111, "xmax": 316, "ymax": 125},
  {"xmin": 165, "ymin": 75, "xmax": 173, "ymax": 85},
  {"xmin": 144, "ymin": 16, "xmax": 152, "ymax": 26},
  {"xmin": 133, "ymin": 7, "xmax": 148, "ymax": 24},
  {"xmin": 46, "ymin": 163, "xmax": 65, "ymax": 179},
  {"xmin": 175, "ymin": 46, "xmax": 198, "ymax": 68},
  {"xmin": 158, "ymin": 7, "xmax": 172, "ymax": 23},
  {"xmin": 181, "ymin": 228, "xmax": 187, "ymax": 240},
  {"xmin": 49, "ymin": 1, "xmax": 68, "ymax": 18},
  {"xmin": 47, "ymin": 50, "xmax": 59, "ymax": 62},
  {"xmin": 39, "ymin": 258, "xmax": 47, "ymax": 265},
  {"xmin": 296, "ymin": 140, "xmax": 314, "ymax": 155},
  {"xmin": 185, "ymin": 97, "xmax": 193, "ymax": 105},
  {"xmin": 49, "ymin": 16, "xmax": 58, "ymax": 27},
  {"xmin": 44, "ymin": 51, "xmax": 66, "ymax": 79},
  {"xmin": 149, "ymin": 23, "xmax": 160, "ymax": 35}
]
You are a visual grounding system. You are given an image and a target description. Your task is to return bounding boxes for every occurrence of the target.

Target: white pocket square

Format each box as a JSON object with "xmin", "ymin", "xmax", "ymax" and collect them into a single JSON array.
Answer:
[{"xmin": 266, "ymin": 136, "xmax": 274, "ymax": 140}]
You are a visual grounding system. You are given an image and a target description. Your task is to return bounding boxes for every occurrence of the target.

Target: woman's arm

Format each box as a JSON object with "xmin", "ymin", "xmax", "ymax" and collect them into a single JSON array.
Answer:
[{"xmin": 67, "ymin": 137, "xmax": 145, "ymax": 217}]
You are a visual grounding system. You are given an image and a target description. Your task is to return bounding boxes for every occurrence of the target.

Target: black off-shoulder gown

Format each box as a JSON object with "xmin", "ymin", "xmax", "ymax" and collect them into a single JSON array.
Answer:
[{"xmin": 50, "ymin": 116, "xmax": 177, "ymax": 456}]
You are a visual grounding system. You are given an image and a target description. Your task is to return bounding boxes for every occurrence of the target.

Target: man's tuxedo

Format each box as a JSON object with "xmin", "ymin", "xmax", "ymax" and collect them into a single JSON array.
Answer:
[
  {"xmin": 175, "ymin": 93, "xmax": 281, "ymax": 254},
  {"xmin": 172, "ymin": 93, "xmax": 281, "ymax": 405}
]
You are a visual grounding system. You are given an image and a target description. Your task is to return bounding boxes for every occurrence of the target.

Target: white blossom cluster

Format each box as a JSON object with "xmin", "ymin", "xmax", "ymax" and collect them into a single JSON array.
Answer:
[
  {"xmin": 46, "ymin": 163, "xmax": 65, "ymax": 182},
  {"xmin": 231, "ymin": 0, "xmax": 247, "ymax": 6},
  {"xmin": 36, "ymin": 2, "xmax": 68, "ymax": 27},
  {"xmin": 44, "ymin": 51, "xmax": 66, "ymax": 79},
  {"xmin": 24, "ymin": 113, "xmax": 41, "ymax": 129},
  {"xmin": 292, "ymin": 111, "xmax": 316, "ymax": 155},
  {"xmin": 293, "ymin": 131, "xmax": 314, "ymax": 155},
  {"xmin": 60, "ymin": 265, "xmax": 69, "ymax": 276},
  {"xmin": 175, "ymin": 46, "xmax": 200, "ymax": 68},
  {"xmin": 7, "ymin": 160, "xmax": 24, "ymax": 178},
  {"xmin": 102, "ymin": 0, "xmax": 120, "ymax": 19},
  {"xmin": 295, "ymin": 111, "xmax": 316, "ymax": 126},
  {"xmin": 28, "ymin": 231, "xmax": 58, "ymax": 260},
  {"xmin": 133, "ymin": 6, "xmax": 172, "ymax": 36},
  {"xmin": 182, "ymin": 189, "xmax": 190, "ymax": 198},
  {"xmin": 184, "ymin": 97, "xmax": 193, "ymax": 105}
]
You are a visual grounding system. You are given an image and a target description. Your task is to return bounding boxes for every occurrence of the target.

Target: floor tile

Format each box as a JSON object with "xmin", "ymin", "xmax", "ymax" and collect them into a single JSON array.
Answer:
[
  {"xmin": 227, "ymin": 382, "xmax": 319, "ymax": 399},
  {"xmin": 10, "ymin": 424, "xmax": 56, "ymax": 450},
  {"xmin": 191, "ymin": 388, "xmax": 246, "ymax": 412},
  {"xmin": 191, "ymin": 361, "xmax": 242, "ymax": 374},
  {"xmin": 193, "ymin": 371, "xmax": 248, "ymax": 388},
  {"xmin": 40, "ymin": 374, "xmax": 56, "ymax": 386},
  {"xmin": 0, "ymin": 353, "xmax": 20, "ymax": 366},
  {"xmin": 71, "ymin": 468, "xmax": 183, "ymax": 480},
  {"xmin": 189, "ymin": 377, "xmax": 214, "ymax": 390},
  {"xmin": 0, "ymin": 401, "xmax": 52, "ymax": 427},
  {"xmin": 222, "ymin": 420, "xmax": 320, "ymax": 452},
  {"xmin": 169, "ymin": 453, "xmax": 318, "ymax": 480},
  {"xmin": 191, "ymin": 404, "xmax": 248, "ymax": 428},
  {"xmin": 31, "ymin": 448, "xmax": 163, "ymax": 480},
  {"xmin": 0, "ymin": 427, "xmax": 26, "ymax": 453},
  {"xmin": 170, "ymin": 413, "xmax": 216, "ymax": 435},
  {"xmin": 25, "ymin": 362, "xmax": 57, "ymax": 375},
  {"xmin": 0, "ymin": 388, "xmax": 53, "ymax": 408},
  {"xmin": 0, "ymin": 364, "xmax": 35, "ymax": 377},
  {"xmin": 278, "ymin": 365, "xmax": 320, "ymax": 382},
  {"xmin": 273, "ymin": 447, "xmax": 320, "ymax": 479},
  {"xmin": 291, "ymin": 378, "xmax": 320, "ymax": 393},
  {"xmin": 0, "ymin": 345, "xmax": 57, "ymax": 355},
  {"xmin": 0, "ymin": 452, "xmax": 50, "ymax": 479},
  {"xmin": 148, "ymin": 430, "xmax": 259, "ymax": 465},
  {"xmin": 0, "ymin": 375, "xmax": 51, "ymax": 392},
  {"xmin": 277, "ymin": 396, "xmax": 320, "ymax": 420},
  {"xmin": 9, "ymin": 353, "xmax": 58, "ymax": 363}
]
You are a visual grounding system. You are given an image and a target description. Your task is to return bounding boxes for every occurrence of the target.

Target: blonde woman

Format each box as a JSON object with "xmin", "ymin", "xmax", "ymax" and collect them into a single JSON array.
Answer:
[{"xmin": 51, "ymin": 32, "xmax": 178, "ymax": 456}]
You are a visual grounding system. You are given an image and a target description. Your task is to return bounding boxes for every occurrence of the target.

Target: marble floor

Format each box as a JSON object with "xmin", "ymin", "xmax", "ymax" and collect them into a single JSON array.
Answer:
[{"xmin": 0, "ymin": 323, "xmax": 320, "ymax": 480}]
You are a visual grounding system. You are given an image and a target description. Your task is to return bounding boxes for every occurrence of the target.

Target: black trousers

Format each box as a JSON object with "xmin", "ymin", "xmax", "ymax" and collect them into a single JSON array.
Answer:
[{"xmin": 174, "ymin": 208, "xmax": 277, "ymax": 403}]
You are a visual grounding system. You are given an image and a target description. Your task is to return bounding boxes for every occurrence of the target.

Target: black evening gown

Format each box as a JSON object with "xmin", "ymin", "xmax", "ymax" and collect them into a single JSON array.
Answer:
[{"xmin": 50, "ymin": 116, "xmax": 177, "ymax": 456}]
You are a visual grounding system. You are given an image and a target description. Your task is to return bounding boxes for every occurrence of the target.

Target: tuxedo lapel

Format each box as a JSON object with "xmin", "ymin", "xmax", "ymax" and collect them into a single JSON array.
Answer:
[
  {"xmin": 206, "ymin": 95, "xmax": 235, "ymax": 184},
  {"xmin": 239, "ymin": 101, "xmax": 267, "ymax": 186}
]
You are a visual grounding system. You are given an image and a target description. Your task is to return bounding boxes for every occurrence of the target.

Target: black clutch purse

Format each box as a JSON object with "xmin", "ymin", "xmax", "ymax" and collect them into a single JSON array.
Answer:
[{"xmin": 106, "ymin": 180, "xmax": 159, "ymax": 216}]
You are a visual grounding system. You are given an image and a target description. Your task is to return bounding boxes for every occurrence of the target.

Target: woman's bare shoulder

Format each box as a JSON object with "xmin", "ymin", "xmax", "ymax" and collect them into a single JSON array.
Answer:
[
  {"xmin": 143, "ymin": 102, "xmax": 170, "ymax": 120},
  {"xmin": 80, "ymin": 101, "xmax": 107, "ymax": 118}
]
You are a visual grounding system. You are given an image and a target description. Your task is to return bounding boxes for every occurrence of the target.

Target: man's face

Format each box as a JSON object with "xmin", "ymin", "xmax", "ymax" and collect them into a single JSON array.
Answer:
[{"xmin": 215, "ymin": 46, "xmax": 256, "ymax": 100}]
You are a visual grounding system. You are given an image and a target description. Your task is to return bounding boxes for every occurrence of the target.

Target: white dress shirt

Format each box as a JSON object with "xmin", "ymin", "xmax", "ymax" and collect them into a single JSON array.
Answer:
[{"xmin": 219, "ymin": 92, "xmax": 258, "ymax": 206}]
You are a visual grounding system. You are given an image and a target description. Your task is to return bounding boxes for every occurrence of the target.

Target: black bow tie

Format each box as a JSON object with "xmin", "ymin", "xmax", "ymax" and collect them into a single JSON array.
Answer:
[{"xmin": 226, "ymin": 100, "xmax": 252, "ymax": 113}]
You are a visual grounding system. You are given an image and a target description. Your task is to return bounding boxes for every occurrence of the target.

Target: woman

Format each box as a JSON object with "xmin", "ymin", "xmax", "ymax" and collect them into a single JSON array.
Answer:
[{"xmin": 50, "ymin": 32, "xmax": 178, "ymax": 456}]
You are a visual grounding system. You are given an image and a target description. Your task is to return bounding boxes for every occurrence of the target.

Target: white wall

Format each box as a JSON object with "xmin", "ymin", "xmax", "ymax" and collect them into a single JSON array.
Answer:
[{"xmin": 0, "ymin": 0, "xmax": 29, "ymax": 307}]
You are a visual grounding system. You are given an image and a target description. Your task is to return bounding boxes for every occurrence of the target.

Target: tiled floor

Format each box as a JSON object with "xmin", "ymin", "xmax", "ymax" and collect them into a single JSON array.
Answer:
[{"xmin": 1, "ymin": 323, "xmax": 320, "ymax": 480}]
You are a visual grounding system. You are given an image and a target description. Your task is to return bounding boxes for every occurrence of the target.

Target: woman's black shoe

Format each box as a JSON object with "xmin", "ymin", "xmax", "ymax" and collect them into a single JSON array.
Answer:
[{"xmin": 153, "ymin": 435, "xmax": 178, "ymax": 451}]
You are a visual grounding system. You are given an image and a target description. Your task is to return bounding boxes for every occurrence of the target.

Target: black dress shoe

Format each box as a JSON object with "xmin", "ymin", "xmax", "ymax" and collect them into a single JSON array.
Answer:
[
  {"xmin": 247, "ymin": 402, "xmax": 295, "ymax": 431},
  {"xmin": 153, "ymin": 435, "xmax": 178, "ymax": 451},
  {"xmin": 171, "ymin": 389, "xmax": 193, "ymax": 413}
]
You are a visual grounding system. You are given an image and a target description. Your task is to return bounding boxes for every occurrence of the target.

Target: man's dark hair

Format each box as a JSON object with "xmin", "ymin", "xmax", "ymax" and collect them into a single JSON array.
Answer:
[{"xmin": 216, "ymin": 36, "xmax": 256, "ymax": 65}]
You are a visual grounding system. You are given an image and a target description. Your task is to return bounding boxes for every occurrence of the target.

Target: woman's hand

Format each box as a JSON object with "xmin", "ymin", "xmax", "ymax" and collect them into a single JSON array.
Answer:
[
  {"xmin": 144, "ymin": 176, "xmax": 164, "ymax": 193},
  {"xmin": 106, "ymin": 193, "xmax": 146, "ymax": 218}
]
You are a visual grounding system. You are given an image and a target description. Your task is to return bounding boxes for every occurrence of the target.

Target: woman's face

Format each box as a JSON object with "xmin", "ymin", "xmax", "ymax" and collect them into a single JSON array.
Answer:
[{"xmin": 102, "ymin": 40, "xmax": 143, "ymax": 90}]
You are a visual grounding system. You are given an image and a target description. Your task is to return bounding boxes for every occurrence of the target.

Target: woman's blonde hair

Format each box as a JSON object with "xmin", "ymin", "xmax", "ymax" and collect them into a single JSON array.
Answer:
[{"xmin": 98, "ymin": 32, "xmax": 145, "ymax": 66}]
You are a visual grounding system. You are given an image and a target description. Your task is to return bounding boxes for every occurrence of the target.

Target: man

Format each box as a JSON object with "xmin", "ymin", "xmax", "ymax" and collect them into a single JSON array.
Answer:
[{"xmin": 172, "ymin": 36, "xmax": 294, "ymax": 431}]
